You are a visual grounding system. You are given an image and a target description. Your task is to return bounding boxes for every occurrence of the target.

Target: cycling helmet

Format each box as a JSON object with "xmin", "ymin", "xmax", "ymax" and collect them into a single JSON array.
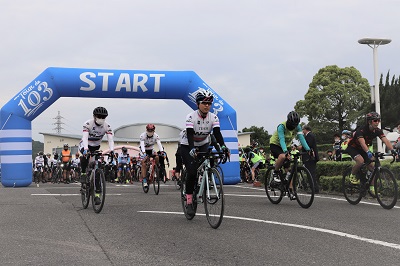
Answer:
[
  {"xmin": 195, "ymin": 90, "xmax": 214, "ymax": 104},
  {"xmin": 93, "ymin": 106, "xmax": 108, "ymax": 117},
  {"xmin": 46, "ymin": 153, "xmax": 51, "ymax": 156},
  {"xmin": 366, "ymin": 111, "xmax": 380, "ymax": 121},
  {"xmin": 287, "ymin": 111, "xmax": 300, "ymax": 125},
  {"xmin": 342, "ymin": 130, "xmax": 352, "ymax": 136},
  {"xmin": 39, "ymin": 151, "xmax": 44, "ymax": 156},
  {"xmin": 146, "ymin": 124, "xmax": 155, "ymax": 132},
  {"xmin": 75, "ymin": 153, "xmax": 79, "ymax": 157},
  {"xmin": 63, "ymin": 143, "xmax": 69, "ymax": 148},
  {"xmin": 122, "ymin": 146, "xmax": 128, "ymax": 153}
]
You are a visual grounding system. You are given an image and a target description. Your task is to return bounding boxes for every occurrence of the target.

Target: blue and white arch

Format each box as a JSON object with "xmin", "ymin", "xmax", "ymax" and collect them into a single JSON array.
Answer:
[{"xmin": 0, "ymin": 67, "xmax": 240, "ymax": 187}]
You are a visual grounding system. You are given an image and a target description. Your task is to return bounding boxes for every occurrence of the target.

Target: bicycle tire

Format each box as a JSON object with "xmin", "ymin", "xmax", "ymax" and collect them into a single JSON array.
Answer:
[
  {"xmin": 153, "ymin": 165, "xmax": 160, "ymax": 195},
  {"xmin": 174, "ymin": 171, "xmax": 181, "ymax": 190},
  {"xmin": 375, "ymin": 168, "xmax": 398, "ymax": 209},
  {"xmin": 135, "ymin": 168, "xmax": 141, "ymax": 183},
  {"xmin": 91, "ymin": 169, "xmax": 106, "ymax": 213},
  {"xmin": 204, "ymin": 168, "xmax": 224, "ymax": 229},
  {"xmin": 265, "ymin": 167, "xmax": 284, "ymax": 204},
  {"xmin": 81, "ymin": 177, "xmax": 90, "ymax": 209},
  {"xmin": 215, "ymin": 165, "xmax": 225, "ymax": 184},
  {"xmin": 292, "ymin": 166, "xmax": 314, "ymax": 208},
  {"xmin": 342, "ymin": 167, "xmax": 362, "ymax": 205},
  {"xmin": 180, "ymin": 169, "xmax": 197, "ymax": 220}
]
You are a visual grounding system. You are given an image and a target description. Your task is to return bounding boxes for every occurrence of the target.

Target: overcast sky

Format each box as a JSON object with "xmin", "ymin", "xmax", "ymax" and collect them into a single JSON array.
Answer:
[{"xmin": 1, "ymin": 0, "xmax": 400, "ymax": 142}]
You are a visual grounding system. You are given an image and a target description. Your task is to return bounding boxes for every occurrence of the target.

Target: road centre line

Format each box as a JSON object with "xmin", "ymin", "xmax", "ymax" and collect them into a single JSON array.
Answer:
[{"xmin": 139, "ymin": 210, "xmax": 400, "ymax": 250}]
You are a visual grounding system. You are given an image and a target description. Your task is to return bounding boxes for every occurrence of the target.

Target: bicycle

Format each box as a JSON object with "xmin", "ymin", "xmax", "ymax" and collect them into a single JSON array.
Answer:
[
  {"xmin": 342, "ymin": 152, "xmax": 398, "ymax": 209},
  {"xmin": 142, "ymin": 154, "xmax": 160, "ymax": 195},
  {"xmin": 181, "ymin": 148, "xmax": 228, "ymax": 229},
  {"xmin": 51, "ymin": 162, "xmax": 63, "ymax": 184},
  {"xmin": 81, "ymin": 151, "xmax": 111, "ymax": 213},
  {"xmin": 265, "ymin": 152, "xmax": 315, "ymax": 208},
  {"xmin": 172, "ymin": 167, "xmax": 183, "ymax": 190}
]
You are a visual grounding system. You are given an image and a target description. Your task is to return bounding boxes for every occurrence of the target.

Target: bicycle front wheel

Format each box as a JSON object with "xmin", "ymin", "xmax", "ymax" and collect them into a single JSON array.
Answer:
[
  {"xmin": 293, "ymin": 166, "xmax": 314, "ymax": 208},
  {"xmin": 342, "ymin": 167, "xmax": 362, "ymax": 205},
  {"xmin": 153, "ymin": 165, "xmax": 160, "ymax": 195},
  {"xmin": 81, "ymin": 178, "xmax": 90, "ymax": 209},
  {"xmin": 91, "ymin": 169, "xmax": 106, "ymax": 213},
  {"xmin": 375, "ymin": 168, "xmax": 398, "ymax": 209},
  {"xmin": 204, "ymin": 168, "xmax": 224, "ymax": 229},
  {"xmin": 265, "ymin": 167, "xmax": 283, "ymax": 204}
]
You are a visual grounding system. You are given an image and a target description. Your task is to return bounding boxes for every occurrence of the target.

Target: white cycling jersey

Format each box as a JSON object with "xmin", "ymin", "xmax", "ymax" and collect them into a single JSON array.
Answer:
[
  {"xmin": 118, "ymin": 153, "xmax": 130, "ymax": 164},
  {"xmin": 34, "ymin": 156, "xmax": 44, "ymax": 171},
  {"xmin": 79, "ymin": 118, "xmax": 114, "ymax": 151},
  {"xmin": 72, "ymin": 158, "xmax": 80, "ymax": 167},
  {"xmin": 139, "ymin": 132, "xmax": 163, "ymax": 153},
  {"xmin": 180, "ymin": 110, "xmax": 220, "ymax": 147}
]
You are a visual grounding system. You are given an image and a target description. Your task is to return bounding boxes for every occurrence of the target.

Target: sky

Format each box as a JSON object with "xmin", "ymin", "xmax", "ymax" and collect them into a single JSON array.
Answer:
[{"xmin": 1, "ymin": 0, "xmax": 400, "ymax": 142}]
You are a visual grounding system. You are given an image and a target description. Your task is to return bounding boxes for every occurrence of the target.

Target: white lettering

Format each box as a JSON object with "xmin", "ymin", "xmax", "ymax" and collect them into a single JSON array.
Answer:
[
  {"xmin": 116, "ymin": 73, "xmax": 131, "ymax": 92},
  {"xmin": 80, "ymin": 72, "xmax": 96, "ymax": 91},
  {"xmin": 133, "ymin": 74, "xmax": 149, "ymax": 92},
  {"xmin": 98, "ymin": 72, "xmax": 113, "ymax": 91},
  {"xmin": 150, "ymin": 74, "xmax": 165, "ymax": 92}
]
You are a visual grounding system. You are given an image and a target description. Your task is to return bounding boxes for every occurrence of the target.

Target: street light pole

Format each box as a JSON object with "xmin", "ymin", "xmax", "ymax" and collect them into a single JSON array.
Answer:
[{"xmin": 358, "ymin": 38, "xmax": 391, "ymax": 153}]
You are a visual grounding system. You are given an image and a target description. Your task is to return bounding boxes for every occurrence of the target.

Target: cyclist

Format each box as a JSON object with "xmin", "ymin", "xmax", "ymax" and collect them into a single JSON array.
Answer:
[
  {"xmin": 345, "ymin": 112, "xmax": 396, "ymax": 194},
  {"xmin": 157, "ymin": 149, "xmax": 170, "ymax": 182},
  {"xmin": 139, "ymin": 124, "xmax": 164, "ymax": 188},
  {"xmin": 79, "ymin": 106, "xmax": 114, "ymax": 205},
  {"xmin": 340, "ymin": 130, "xmax": 352, "ymax": 161},
  {"xmin": 245, "ymin": 147, "xmax": 264, "ymax": 182},
  {"xmin": 117, "ymin": 146, "xmax": 131, "ymax": 184},
  {"xmin": 269, "ymin": 111, "xmax": 311, "ymax": 197},
  {"xmin": 180, "ymin": 90, "xmax": 230, "ymax": 216},
  {"xmin": 71, "ymin": 153, "xmax": 81, "ymax": 183},
  {"xmin": 33, "ymin": 151, "xmax": 45, "ymax": 184},
  {"xmin": 61, "ymin": 143, "xmax": 72, "ymax": 184}
]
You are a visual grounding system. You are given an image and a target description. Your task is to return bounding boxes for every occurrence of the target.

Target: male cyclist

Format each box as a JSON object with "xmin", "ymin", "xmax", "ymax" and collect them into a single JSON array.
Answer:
[
  {"xmin": 139, "ymin": 124, "xmax": 164, "ymax": 188},
  {"xmin": 71, "ymin": 153, "xmax": 81, "ymax": 183},
  {"xmin": 61, "ymin": 143, "xmax": 72, "ymax": 184},
  {"xmin": 180, "ymin": 90, "xmax": 230, "ymax": 216},
  {"xmin": 345, "ymin": 111, "xmax": 396, "ymax": 195},
  {"xmin": 269, "ymin": 111, "xmax": 311, "ymax": 198},
  {"xmin": 79, "ymin": 106, "xmax": 114, "ymax": 205},
  {"xmin": 117, "ymin": 147, "xmax": 131, "ymax": 184}
]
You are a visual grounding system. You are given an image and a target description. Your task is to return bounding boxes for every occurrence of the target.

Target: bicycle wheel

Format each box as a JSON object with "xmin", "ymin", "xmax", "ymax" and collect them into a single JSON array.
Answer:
[
  {"xmin": 204, "ymin": 168, "xmax": 224, "ymax": 229},
  {"xmin": 292, "ymin": 166, "xmax": 314, "ymax": 208},
  {"xmin": 180, "ymin": 169, "xmax": 197, "ymax": 220},
  {"xmin": 375, "ymin": 168, "xmax": 398, "ymax": 209},
  {"xmin": 81, "ymin": 175, "xmax": 90, "ymax": 209},
  {"xmin": 91, "ymin": 169, "xmax": 106, "ymax": 213},
  {"xmin": 153, "ymin": 165, "xmax": 160, "ymax": 195},
  {"xmin": 174, "ymin": 171, "xmax": 181, "ymax": 190},
  {"xmin": 135, "ymin": 168, "xmax": 141, "ymax": 183},
  {"xmin": 342, "ymin": 167, "xmax": 362, "ymax": 205},
  {"xmin": 265, "ymin": 167, "xmax": 284, "ymax": 204},
  {"xmin": 215, "ymin": 165, "xmax": 225, "ymax": 184}
]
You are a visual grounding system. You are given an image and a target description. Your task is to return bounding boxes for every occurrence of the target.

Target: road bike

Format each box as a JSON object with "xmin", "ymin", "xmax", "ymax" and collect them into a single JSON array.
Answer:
[
  {"xmin": 265, "ymin": 152, "xmax": 315, "ymax": 208},
  {"xmin": 142, "ymin": 154, "xmax": 160, "ymax": 195},
  {"xmin": 51, "ymin": 162, "xmax": 63, "ymax": 184},
  {"xmin": 81, "ymin": 151, "xmax": 111, "ymax": 213},
  {"xmin": 342, "ymin": 152, "xmax": 397, "ymax": 209},
  {"xmin": 118, "ymin": 163, "xmax": 131, "ymax": 184},
  {"xmin": 181, "ymin": 148, "xmax": 228, "ymax": 229},
  {"xmin": 172, "ymin": 167, "xmax": 183, "ymax": 190}
]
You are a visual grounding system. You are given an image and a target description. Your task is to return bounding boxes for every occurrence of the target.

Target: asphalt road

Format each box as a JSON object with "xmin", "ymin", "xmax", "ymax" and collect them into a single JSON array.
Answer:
[{"xmin": 1, "ymin": 181, "xmax": 400, "ymax": 266}]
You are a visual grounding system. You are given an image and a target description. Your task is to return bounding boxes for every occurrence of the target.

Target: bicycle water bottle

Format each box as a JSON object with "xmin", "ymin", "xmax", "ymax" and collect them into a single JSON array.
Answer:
[{"xmin": 285, "ymin": 172, "xmax": 291, "ymax": 181}]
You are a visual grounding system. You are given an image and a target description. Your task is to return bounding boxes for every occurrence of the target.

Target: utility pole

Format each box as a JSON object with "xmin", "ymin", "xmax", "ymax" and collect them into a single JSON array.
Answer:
[{"xmin": 52, "ymin": 111, "xmax": 65, "ymax": 134}]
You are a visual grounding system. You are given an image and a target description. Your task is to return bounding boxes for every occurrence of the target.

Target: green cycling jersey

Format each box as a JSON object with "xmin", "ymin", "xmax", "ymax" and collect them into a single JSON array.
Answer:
[{"xmin": 269, "ymin": 121, "xmax": 310, "ymax": 153}]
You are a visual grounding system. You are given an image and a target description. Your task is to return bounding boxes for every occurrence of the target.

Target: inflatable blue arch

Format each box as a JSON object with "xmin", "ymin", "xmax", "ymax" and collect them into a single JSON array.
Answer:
[{"xmin": 0, "ymin": 67, "xmax": 240, "ymax": 187}]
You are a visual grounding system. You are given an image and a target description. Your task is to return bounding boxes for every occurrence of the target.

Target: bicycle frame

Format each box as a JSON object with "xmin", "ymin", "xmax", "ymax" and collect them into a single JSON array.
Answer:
[{"xmin": 196, "ymin": 156, "xmax": 220, "ymax": 203}]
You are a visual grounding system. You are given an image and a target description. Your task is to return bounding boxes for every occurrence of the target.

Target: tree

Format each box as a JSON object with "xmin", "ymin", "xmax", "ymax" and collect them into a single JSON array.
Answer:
[
  {"xmin": 295, "ymin": 65, "xmax": 371, "ymax": 143},
  {"xmin": 379, "ymin": 71, "xmax": 400, "ymax": 129},
  {"xmin": 240, "ymin": 126, "xmax": 270, "ymax": 148}
]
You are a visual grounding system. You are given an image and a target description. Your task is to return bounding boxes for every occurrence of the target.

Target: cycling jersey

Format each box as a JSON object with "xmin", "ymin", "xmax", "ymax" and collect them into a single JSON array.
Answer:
[
  {"xmin": 34, "ymin": 156, "xmax": 44, "ymax": 171},
  {"xmin": 118, "ymin": 153, "xmax": 130, "ymax": 164},
  {"xmin": 180, "ymin": 110, "xmax": 220, "ymax": 147},
  {"xmin": 139, "ymin": 132, "xmax": 163, "ymax": 153},
  {"xmin": 72, "ymin": 158, "xmax": 80, "ymax": 167},
  {"xmin": 348, "ymin": 124, "xmax": 385, "ymax": 149},
  {"xmin": 80, "ymin": 119, "xmax": 114, "ymax": 150},
  {"xmin": 269, "ymin": 121, "xmax": 310, "ymax": 152},
  {"xmin": 61, "ymin": 150, "xmax": 72, "ymax": 163}
]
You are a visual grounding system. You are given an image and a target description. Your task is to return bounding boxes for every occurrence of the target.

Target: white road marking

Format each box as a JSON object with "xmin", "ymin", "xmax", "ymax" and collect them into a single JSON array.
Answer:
[
  {"xmin": 138, "ymin": 210, "xmax": 400, "ymax": 250},
  {"xmin": 31, "ymin": 193, "xmax": 122, "ymax": 196}
]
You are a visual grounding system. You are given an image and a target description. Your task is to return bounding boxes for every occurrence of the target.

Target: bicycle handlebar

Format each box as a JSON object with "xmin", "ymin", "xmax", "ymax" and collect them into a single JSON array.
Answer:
[{"xmin": 196, "ymin": 149, "xmax": 229, "ymax": 165}]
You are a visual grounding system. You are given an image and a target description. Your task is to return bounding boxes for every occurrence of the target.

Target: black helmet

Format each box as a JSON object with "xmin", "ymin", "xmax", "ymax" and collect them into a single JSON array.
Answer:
[
  {"xmin": 287, "ymin": 111, "xmax": 300, "ymax": 125},
  {"xmin": 195, "ymin": 90, "xmax": 214, "ymax": 104},
  {"xmin": 122, "ymin": 147, "xmax": 128, "ymax": 153},
  {"xmin": 63, "ymin": 143, "xmax": 69, "ymax": 148},
  {"xmin": 39, "ymin": 151, "xmax": 44, "ymax": 156},
  {"xmin": 366, "ymin": 111, "xmax": 380, "ymax": 121},
  {"xmin": 93, "ymin": 106, "xmax": 108, "ymax": 117}
]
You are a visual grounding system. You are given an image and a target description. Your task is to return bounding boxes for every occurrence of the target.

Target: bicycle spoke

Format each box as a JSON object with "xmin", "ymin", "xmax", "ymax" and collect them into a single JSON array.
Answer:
[
  {"xmin": 342, "ymin": 167, "xmax": 363, "ymax": 205},
  {"xmin": 204, "ymin": 168, "xmax": 224, "ymax": 229},
  {"xmin": 375, "ymin": 168, "xmax": 398, "ymax": 209},
  {"xmin": 293, "ymin": 166, "xmax": 314, "ymax": 208}
]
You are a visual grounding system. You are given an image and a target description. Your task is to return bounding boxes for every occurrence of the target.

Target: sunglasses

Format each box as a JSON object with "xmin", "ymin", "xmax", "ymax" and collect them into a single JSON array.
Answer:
[
  {"xmin": 95, "ymin": 115, "xmax": 107, "ymax": 119},
  {"xmin": 200, "ymin": 101, "xmax": 212, "ymax": 106},
  {"xmin": 372, "ymin": 119, "xmax": 380, "ymax": 123}
]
